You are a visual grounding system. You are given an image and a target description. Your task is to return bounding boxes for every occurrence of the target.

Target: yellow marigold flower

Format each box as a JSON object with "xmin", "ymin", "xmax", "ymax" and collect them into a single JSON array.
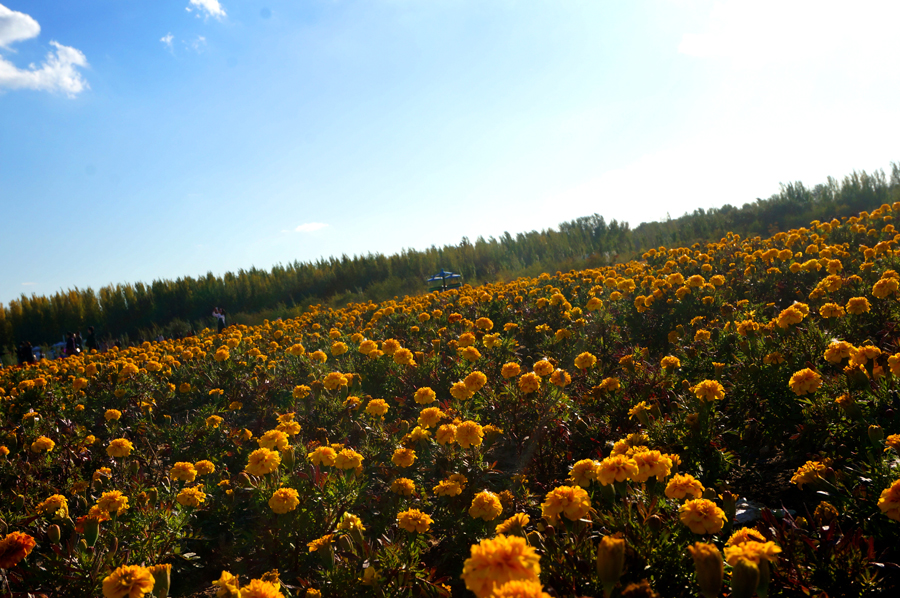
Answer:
[
  {"xmin": 474, "ymin": 317, "xmax": 494, "ymax": 330},
  {"xmin": 414, "ymin": 387, "xmax": 437, "ymax": 404},
  {"xmin": 885, "ymin": 434, "xmax": 900, "ymax": 452},
  {"xmin": 277, "ymin": 420, "xmax": 301, "ymax": 436},
  {"xmin": 334, "ymin": 448, "xmax": 363, "ymax": 470},
  {"xmin": 308, "ymin": 446, "xmax": 336, "ymax": 466},
  {"xmin": 214, "ymin": 347, "xmax": 230, "ymax": 362},
  {"xmin": 569, "ymin": 459, "xmax": 600, "ymax": 487},
  {"xmin": 458, "ymin": 332, "xmax": 477, "ymax": 347},
  {"xmin": 436, "ymin": 423, "xmax": 457, "ymax": 445},
  {"xmin": 433, "ymin": 479, "xmax": 463, "ymax": 497},
  {"xmin": 661, "ymin": 355, "xmax": 681, "ymax": 369},
  {"xmin": 450, "ymin": 380, "xmax": 473, "ymax": 400},
  {"xmin": 788, "ymin": 368, "xmax": 822, "ymax": 396},
  {"xmin": 517, "ymin": 372, "xmax": 541, "ymax": 394},
  {"xmin": 292, "ymin": 385, "xmax": 311, "ymax": 399},
  {"xmin": 456, "ymin": 421, "xmax": 484, "ymax": 448},
  {"xmin": 176, "ymin": 486, "xmax": 206, "ymax": 508},
  {"xmin": 31, "ymin": 436, "xmax": 55, "ymax": 453},
  {"xmin": 0, "ymin": 531, "xmax": 37, "ymax": 569},
  {"xmin": 464, "ymin": 371, "xmax": 488, "ymax": 392},
  {"xmin": 846, "ymin": 296, "xmax": 871, "ymax": 315},
  {"xmin": 694, "ymin": 329, "xmax": 711, "ymax": 342},
  {"xmin": 330, "ymin": 341, "xmax": 348, "ymax": 356},
  {"xmin": 246, "ymin": 448, "xmax": 281, "ymax": 476},
  {"xmin": 469, "ymin": 490, "xmax": 503, "ymax": 521},
  {"xmin": 97, "ymin": 490, "xmax": 129, "ymax": 515},
  {"xmin": 791, "ymin": 460, "xmax": 828, "ymax": 489},
  {"xmin": 850, "ymin": 344, "xmax": 882, "ymax": 367},
  {"xmin": 599, "ymin": 377, "xmax": 621, "ymax": 391},
  {"xmin": 574, "ymin": 352, "xmax": 597, "ymax": 370},
  {"xmin": 763, "ymin": 351, "xmax": 785, "ymax": 365},
  {"xmin": 491, "ymin": 580, "xmax": 551, "ymax": 598},
  {"xmin": 459, "ymin": 346, "xmax": 482, "ymax": 361},
  {"xmin": 359, "ymin": 398, "xmax": 386, "ymax": 418},
  {"xmin": 824, "ymin": 340, "xmax": 854, "ymax": 363},
  {"xmin": 37, "ymin": 494, "xmax": 69, "ymax": 519},
  {"xmin": 193, "ymin": 460, "xmax": 215, "ymax": 476},
  {"xmin": 691, "ymin": 380, "xmax": 725, "ymax": 402},
  {"xmin": 632, "ymin": 450, "xmax": 672, "ymax": 482},
  {"xmin": 417, "ymin": 406, "xmax": 444, "ymax": 428},
  {"xmin": 501, "ymin": 362, "xmax": 521, "ymax": 378},
  {"xmin": 726, "ymin": 528, "xmax": 766, "ymax": 546},
  {"xmin": 724, "ymin": 541, "xmax": 782, "ymax": 566},
  {"xmin": 776, "ymin": 305, "xmax": 805, "ymax": 328},
  {"xmin": 461, "ymin": 535, "xmax": 541, "ymax": 598},
  {"xmin": 549, "ymin": 369, "xmax": 571, "ymax": 387},
  {"xmin": 586, "ymin": 296, "xmax": 603, "ymax": 311},
  {"xmin": 877, "ymin": 479, "xmax": 900, "ymax": 521},
  {"xmin": 107, "ymin": 438, "xmax": 134, "ymax": 458},
  {"xmin": 206, "ymin": 415, "xmax": 224, "ymax": 429},
  {"xmin": 407, "ymin": 425, "xmax": 431, "ymax": 443},
  {"xmin": 170, "ymin": 462, "xmax": 198, "ymax": 482},
  {"xmin": 820, "ymin": 303, "xmax": 845, "ymax": 318},
  {"xmin": 309, "ymin": 350, "xmax": 327, "ymax": 363},
  {"xmin": 258, "ymin": 430, "xmax": 289, "ymax": 451},
  {"xmin": 533, "ymin": 360, "xmax": 554, "ymax": 377},
  {"xmin": 665, "ymin": 474, "xmax": 704, "ymax": 500},
  {"xmin": 393, "ymin": 347, "xmax": 416, "ymax": 366},
  {"xmin": 337, "ymin": 512, "xmax": 365, "ymax": 532},
  {"xmin": 241, "ymin": 579, "xmax": 284, "ymax": 598},
  {"xmin": 105, "ymin": 409, "xmax": 122, "ymax": 421},
  {"xmin": 495, "ymin": 513, "xmax": 530, "ymax": 535},
  {"xmin": 322, "ymin": 372, "xmax": 346, "ymax": 390},
  {"xmin": 541, "ymin": 485, "xmax": 591, "ymax": 523},
  {"xmin": 679, "ymin": 499, "xmax": 726, "ymax": 534},
  {"xmin": 178, "ymin": 382, "xmax": 191, "ymax": 394},
  {"xmin": 596, "ymin": 454, "xmax": 639, "ymax": 485},
  {"xmin": 269, "ymin": 487, "xmax": 300, "ymax": 514},
  {"xmin": 391, "ymin": 477, "xmax": 416, "ymax": 496},
  {"xmin": 102, "ymin": 564, "xmax": 155, "ymax": 598},
  {"xmin": 391, "ymin": 447, "xmax": 417, "ymax": 468},
  {"xmin": 398, "ymin": 508, "xmax": 433, "ymax": 533}
]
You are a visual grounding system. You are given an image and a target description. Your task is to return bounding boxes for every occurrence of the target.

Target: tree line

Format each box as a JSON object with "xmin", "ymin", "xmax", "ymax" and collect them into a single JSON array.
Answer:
[{"xmin": 2, "ymin": 164, "xmax": 898, "ymax": 358}]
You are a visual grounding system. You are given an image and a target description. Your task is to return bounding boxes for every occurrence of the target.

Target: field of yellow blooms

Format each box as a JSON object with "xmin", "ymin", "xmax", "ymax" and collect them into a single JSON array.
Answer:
[{"xmin": 3, "ymin": 206, "xmax": 900, "ymax": 597}]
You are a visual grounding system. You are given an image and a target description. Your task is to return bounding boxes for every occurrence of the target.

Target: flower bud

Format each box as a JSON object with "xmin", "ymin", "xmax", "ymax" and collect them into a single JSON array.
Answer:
[
  {"xmin": 128, "ymin": 460, "xmax": 140, "ymax": 476},
  {"xmin": 14, "ymin": 494, "xmax": 25, "ymax": 510},
  {"xmin": 84, "ymin": 518, "xmax": 100, "ymax": 547},
  {"xmin": 730, "ymin": 558, "xmax": 760, "ymax": 598},
  {"xmin": 48, "ymin": 524, "xmax": 61, "ymax": 543},
  {"xmin": 688, "ymin": 542, "xmax": 723, "ymax": 598},
  {"xmin": 596, "ymin": 535, "xmax": 625, "ymax": 597},
  {"xmin": 868, "ymin": 425, "xmax": 885, "ymax": 446},
  {"xmin": 149, "ymin": 564, "xmax": 172, "ymax": 598},
  {"xmin": 281, "ymin": 446, "xmax": 295, "ymax": 470},
  {"xmin": 146, "ymin": 487, "xmax": 158, "ymax": 504}
]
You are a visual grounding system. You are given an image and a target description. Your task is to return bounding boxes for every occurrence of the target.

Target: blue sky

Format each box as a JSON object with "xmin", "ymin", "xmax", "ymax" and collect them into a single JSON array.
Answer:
[{"xmin": 1, "ymin": 0, "xmax": 898, "ymax": 305}]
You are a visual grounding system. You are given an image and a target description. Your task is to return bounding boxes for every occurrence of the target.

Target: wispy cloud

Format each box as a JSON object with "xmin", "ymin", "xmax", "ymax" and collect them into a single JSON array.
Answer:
[
  {"xmin": 295, "ymin": 222, "xmax": 329, "ymax": 233},
  {"xmin": 0, "ymin": 4, "xmax": 88, "ymax": 97},
  {"xmin": 188, "ymin": 35, "xmax": 206, "ymax": 53},
  {"xmin": 21, "ymin": 282, "xmax": 36, "ymax": 286},
  {"xmin": 186, "ymin": 0, "xmax": 227, "ymax": 21},
  {"xmin": 160, "ymin": 32, "xmax": 174, "ymax": 52},
  {"xmin": 0, "ymin": 3, "xmax": 40, "ymax": 48}
]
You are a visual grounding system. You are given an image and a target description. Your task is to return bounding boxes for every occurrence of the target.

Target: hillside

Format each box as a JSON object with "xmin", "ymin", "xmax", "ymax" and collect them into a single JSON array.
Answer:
[{"xmin": 2, "ymin": 203, "xmax": 900, "ymax": 596}]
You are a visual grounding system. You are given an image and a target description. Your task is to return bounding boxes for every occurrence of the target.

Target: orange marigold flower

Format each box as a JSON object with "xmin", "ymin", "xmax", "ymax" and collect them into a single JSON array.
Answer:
[
  {"xmin": 501, "ymin": 362, "xmax": 522, "ymax": 379},
  {"xmin": 269, "ymin": 487, "xmax": 300, "ymax": 514},
  {"xmin": 574, "ymin": 352, "xmax": 597, "ymax": 370},
  {"xmin": 679, "ymin": 499, "xmax": 726, "ymax": 534},
  {"xmin": 414, "ymin": 387, "xmax": 437, "ymax": 404},
  {"xmin": 0, "ymin": 531, "xmax": 37, "ymax": 569},
  {"xmin": 334, "ymin": 448, "xmax": 364, "ymax": 470},
  {"xmin": 397, "ymin": 508, "xmax": 433, "ymax": 533},
  {"xmin": 391, "ymin": 448, "xmax": 417, "ymax": 468},
  {"xmin": 469, "ymin": 490, "xmax": 503, "ymax": 521},
  {"xmin": 107, "ymin": 438, "xmax": 134, "ymax": 458},
  {"xmin": 791, "ymin": 460, "xmax": 828, "ymax": 489},
  {"xmin": 517, "ymin": 372, "xmax": 541, "ymax": 394},
  {"xmin": 102, "ymin": 564, "xmax": 155, "ymax": 598},
  {"xmin": 170, "ymin": 462, "xmax": 198, "ymax": 482},
  {"xmin": 596, "ymin": 455, "xmax": 639, "ymax": 485},
  {"xmin": 540, "ymin": 485, "xmax": 591, "ymax": 523},
  {"xmin": 665, "ymin": 474, "xmax": 704, "ymax": 500},
  {"xmin": 788, "ymin": 368, "xmax": 821, "ymax": 396},
  {"xmin": 461, "ymin": 535, "xmax": 541, "ymax": 598},
  {"xmin": 246, "ymin": 448, "xmax": 281, "ymax": 476},
  {"xmin": 877, "ymin": 479, "xmax": 900, "ymax": 521},
  {"xmin": 456, "ymin": 421, "xmax": 484, "ymax": 448},
  {"xmin": 691, "ymin": 380, "xmax": 725, "ymax": 402}
]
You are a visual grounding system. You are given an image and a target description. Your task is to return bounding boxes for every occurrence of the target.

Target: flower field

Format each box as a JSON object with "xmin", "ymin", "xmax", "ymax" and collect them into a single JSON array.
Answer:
[{"xmin": 3, "ymin": 206, "xmax": 900, "ymax": 597}]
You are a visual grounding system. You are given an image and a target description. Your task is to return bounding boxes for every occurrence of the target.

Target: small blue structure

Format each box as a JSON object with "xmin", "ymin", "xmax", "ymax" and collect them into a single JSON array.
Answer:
[{"xmin": 426, "ymin": 269, "xmax": 463, "ymax": 292}]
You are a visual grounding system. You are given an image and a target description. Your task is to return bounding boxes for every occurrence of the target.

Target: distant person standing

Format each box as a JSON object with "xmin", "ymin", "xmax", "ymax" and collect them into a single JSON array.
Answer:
[
  {"xmin": 74, "ymin": 332, "xmax": 84, "ymax": 354},
  {"xmin": 86, "ymin": 326, "xmax": 98, "ymax": 353},
  {"xmin": 65, "ymin": 332, "xmax": 76, "ymax": 357},
  {"xmin": 213, "ymin": 307, "xmax": 226, "ymax": 333}
]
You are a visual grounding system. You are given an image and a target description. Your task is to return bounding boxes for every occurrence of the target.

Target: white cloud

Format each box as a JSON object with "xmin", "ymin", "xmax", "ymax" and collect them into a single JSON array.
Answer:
[
  {"xmin": 295, "ymin": 222, "xmax": 329, "ymax": 233},
  {"xmin": 189, "ymin": 35, "xmax": 206, "ymax": 52},
  {"xmin": 160, "ymin": 32, "xmax": 174, "ymax": 51},
  {"xmin": 21, "ymin": 282, "xmax": 36, "ymax": 286},
  {"xmin": 186, "ymin": 0, "xmax": 226, "ymax": 20},
  {"xmin": 0, "ymin": 4, "xmax": 88, "ymax": 97},
  {"xmin": 0, "ymin": 40, "xmax": 89, "ymax": 97},
  {"xmin": 0, "ymin": 3, "xmax": 39, "ymax": 48}
]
